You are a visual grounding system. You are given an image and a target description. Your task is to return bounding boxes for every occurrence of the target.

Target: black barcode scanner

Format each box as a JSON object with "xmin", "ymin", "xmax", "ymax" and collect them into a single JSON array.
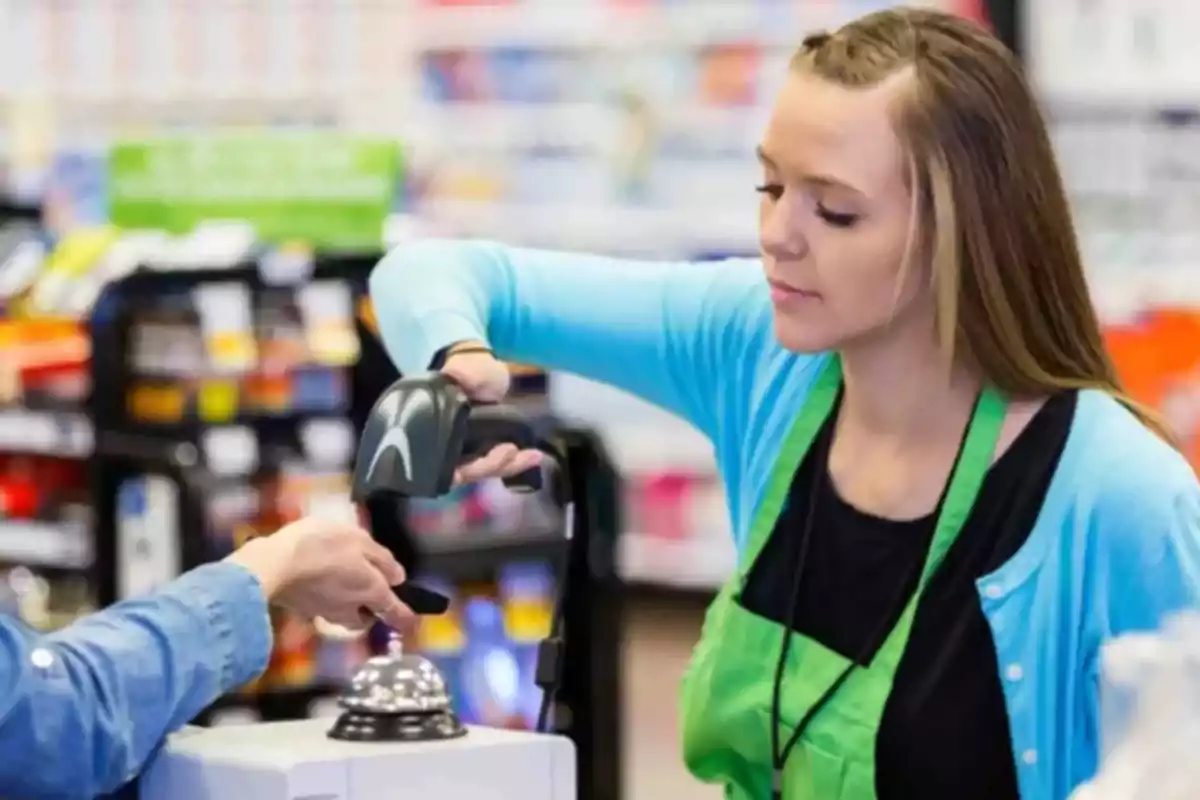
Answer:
[
  {"xmin": 351, "ymin": 372, "xmax": 572, "ymax": 732},
  {"xmin": 353, "ymin": 372, "xmax": 544, "ymax": 502}
]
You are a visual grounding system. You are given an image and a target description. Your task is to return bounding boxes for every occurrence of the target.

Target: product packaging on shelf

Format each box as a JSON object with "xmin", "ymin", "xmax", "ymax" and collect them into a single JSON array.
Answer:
[
  {"xmin": 0, "ymin": 294, "xmax": 95, "ymax": 595},
  {"xmin": 1105, "ymin": 308, "xmax": 1200, "ymax": 471},
  {"xmin": 499, "ymin": 562, "xmax": 556, "ymax": 726}
]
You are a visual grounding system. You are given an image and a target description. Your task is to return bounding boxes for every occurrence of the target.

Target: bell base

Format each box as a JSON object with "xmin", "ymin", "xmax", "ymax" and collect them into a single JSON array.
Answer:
[{"xmin": 327, "ymin": 709, "xmax": 468, "ymax": 743}]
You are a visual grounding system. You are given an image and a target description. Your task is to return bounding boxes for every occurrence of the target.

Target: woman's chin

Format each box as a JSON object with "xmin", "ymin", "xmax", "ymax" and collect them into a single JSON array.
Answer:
[{"xmin": 772, "ymin": 317, "xmax": 841, "ymax": 354}]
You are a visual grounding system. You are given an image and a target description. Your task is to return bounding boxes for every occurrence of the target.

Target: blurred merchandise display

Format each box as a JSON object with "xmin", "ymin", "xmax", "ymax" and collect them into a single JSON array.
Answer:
[
  {"xmin": 0, "ymin": 140, "xmax": 570, "ymax": 732},
  {"xmin": 1039, "ymin": 2, "xmax": 1200, "ymax": 475},
  {"xmin": 92, "ymin": 249, "xmax": 560, "ymax": 726},
  {"xmin": 0, "ymin": 0, "xmax": 979, "ymax": 257},
  {"xmin": 620, "ymin": 470, "xmax": 735, "ymax": 592},
  {"xmin": 1028, "ymin": 3, "xmax": 1200, "ymax": 301},
  {"xmin": 404, "ymin": 0, "xmax": 977, "ymax": 255},
  {"xmin": 1027, "ymin": 2, "xmax": 1200, "ymax": 104},
  {"xmin": 1105, "ymin": 310, "xmax": 1200, "ymax": 473},
  {"xmin": 0, "ymin": 202, "xmax": 97, "ymax": 623},
  {"xmin": 413, "ymin": 563, "xmax": 557, "ymax": 731},
  {"xmin": 87, "ymin": 252, "xmax": 620, "ymax": 795}
]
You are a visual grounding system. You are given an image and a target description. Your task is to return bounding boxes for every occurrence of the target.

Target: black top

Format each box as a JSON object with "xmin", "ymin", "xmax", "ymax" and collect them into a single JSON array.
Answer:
[{"xmin": 739, "ymin": 390, "xmax": 1077, "ymax": 799}]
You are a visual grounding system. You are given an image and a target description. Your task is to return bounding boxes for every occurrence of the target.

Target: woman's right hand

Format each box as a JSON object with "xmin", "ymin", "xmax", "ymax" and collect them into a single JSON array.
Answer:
[
  {"xmin": 441, "ymin": 342, "xmax": 543, "ymax": 485},
  {"xmin": 226, "ymin": 516, "xmax": 414, "ymax": 631}
]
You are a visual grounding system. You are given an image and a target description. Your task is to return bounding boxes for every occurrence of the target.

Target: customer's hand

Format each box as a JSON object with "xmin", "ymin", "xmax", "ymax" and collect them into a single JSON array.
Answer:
[
  {"xmin": 226, "ymin": 516, "xmax": 414, "ymax": 631},
  {"xmin": 441, "ymin": 342, "xmax": 543, "ymax": 485}
]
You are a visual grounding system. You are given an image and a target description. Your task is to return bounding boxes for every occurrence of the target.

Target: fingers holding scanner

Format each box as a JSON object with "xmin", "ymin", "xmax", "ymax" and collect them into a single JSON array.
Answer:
[
  {"xmin": 453, "ymin": 443, "xmax": 543, "ymax": 485},
  {"xmin": 441, "ymin": 345, "xmax": 543, "ymax": 486}
]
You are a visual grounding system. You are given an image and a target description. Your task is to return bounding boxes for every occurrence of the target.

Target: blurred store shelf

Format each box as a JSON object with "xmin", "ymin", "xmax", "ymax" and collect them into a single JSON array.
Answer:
[
  {"xmin": 0, "ymin": 518, "xmax": 91, "ymax": 569},
  {"xmin": 1090, "ymin": 266, "xmax": 1200, "ymax": 322},
  {"xmin": 414, "ymin": 103, "xmax": 616, "ymax": 151},
  {"xmin": 420, "ymin": 528, "xmax": 566, "ymax": 579},
  {"xmin": 408, "ymin": 4, "xmax": 830, "ymax": 51},
  {"xmin": 421, "ymin": 199, "xmax": 756, "ymax": 257},
  {"xmin": 618, "ymin": 531, "xmax": 733, "ymax": 593},
  {"xmin": 1039, "ymin": 81, "xmax": 1200, "ymax": 107},
  {"xmin": 0, "ymin": 407, "xmax": 93, "ymax": 457}
]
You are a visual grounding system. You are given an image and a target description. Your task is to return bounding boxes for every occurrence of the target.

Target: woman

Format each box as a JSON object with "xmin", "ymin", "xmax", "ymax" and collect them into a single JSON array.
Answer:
[
  {"xmin": 370, "ymin": 8, "xmax": 1200, "ymax": 800},
  {"xmin": 0, "ymin": 515, "xmax": 413, "ymax": 798}
]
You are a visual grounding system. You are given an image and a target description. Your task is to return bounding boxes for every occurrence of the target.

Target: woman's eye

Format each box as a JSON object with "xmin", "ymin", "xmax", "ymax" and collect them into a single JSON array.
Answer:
[
  {"xmin": 816, "ymin": 204, "xmax": 859, "ymax": 228},
  {"xmin": 755, "ymin": 183, "xmax": 784, "ymax": 201}
]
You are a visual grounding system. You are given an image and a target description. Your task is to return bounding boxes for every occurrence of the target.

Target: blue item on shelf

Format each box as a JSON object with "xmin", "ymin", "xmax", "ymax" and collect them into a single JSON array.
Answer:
[
  {"xmin": 490, "ymin": 48, "xmax": 569, "ymax": 104},
  {"xmin": 459, "ymin": 595, "xmax": 521, "ymax": 726},
  {"xmin": 291, "ymin": 367, "xmax": 346, "ymax": 412}
]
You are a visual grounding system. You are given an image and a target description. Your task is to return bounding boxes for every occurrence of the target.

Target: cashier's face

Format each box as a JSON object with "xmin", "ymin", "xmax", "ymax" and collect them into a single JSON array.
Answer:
[{"xmin": 757, "ymin": 70, "xmax": 927, "ymax": 354}]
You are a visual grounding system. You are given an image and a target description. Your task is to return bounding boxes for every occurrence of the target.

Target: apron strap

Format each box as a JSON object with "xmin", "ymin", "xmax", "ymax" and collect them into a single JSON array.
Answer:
[
  {"xmin": 916, "ymin": 386, "xmax": 1008, "ymax": 589},
  {"xmin": 736, "ymin": 356, "xmax": 842, "ymax": 577}
]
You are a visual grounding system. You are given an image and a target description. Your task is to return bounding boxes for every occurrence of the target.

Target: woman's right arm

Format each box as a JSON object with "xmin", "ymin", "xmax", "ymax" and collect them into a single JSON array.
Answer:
[
  {"xmin": 369, "ymin": 239, "xmax": 773, "ymax": 445},
  {"xmin": 0, "ymin": 561, "xmax": 273, "ymax": 799}
]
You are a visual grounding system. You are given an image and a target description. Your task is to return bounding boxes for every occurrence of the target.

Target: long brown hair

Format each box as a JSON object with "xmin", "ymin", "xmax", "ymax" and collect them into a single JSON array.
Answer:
[{"xmin": 791, "ymin": 8, "xmax": 1173, "ymax": 443}]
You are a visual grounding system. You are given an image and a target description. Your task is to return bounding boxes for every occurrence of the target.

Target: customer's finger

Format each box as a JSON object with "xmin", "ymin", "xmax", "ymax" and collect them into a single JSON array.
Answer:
[
  {"xmin": 362, "ymin": 573, "xmax": 415, "ymax": 631},
  {"xmin": 362, "ymin": 540, "xmax": 406, "ymax": 585}
]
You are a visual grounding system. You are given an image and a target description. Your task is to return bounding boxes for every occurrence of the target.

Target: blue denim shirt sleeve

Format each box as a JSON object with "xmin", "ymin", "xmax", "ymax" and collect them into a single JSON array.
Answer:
[{"xmin": 0, "ymin": 562, "xmax": 273, "ymax": 799}]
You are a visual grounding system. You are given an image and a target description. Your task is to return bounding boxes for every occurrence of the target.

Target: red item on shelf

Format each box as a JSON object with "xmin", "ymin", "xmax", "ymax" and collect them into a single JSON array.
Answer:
[
  {"xmin": 0, "ymin": 479, "xmax": 40, "ymax": 518},
  {"xmin": 635, "ymin": 473, "xmax": 692, "ymax": 540}
]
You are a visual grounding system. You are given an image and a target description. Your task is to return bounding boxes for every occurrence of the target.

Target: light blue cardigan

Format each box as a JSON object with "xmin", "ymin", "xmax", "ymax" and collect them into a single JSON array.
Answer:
[{"xmin": 370, "ymin": 239, "xmax": 1200, "ymax": 800}]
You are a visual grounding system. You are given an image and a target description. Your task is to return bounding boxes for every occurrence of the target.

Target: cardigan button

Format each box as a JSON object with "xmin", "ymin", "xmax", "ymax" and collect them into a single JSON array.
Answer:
[
  {"xmin": 30, "ymin": 648, "xmax": 54, "ymax": 669},
  {"xmin": 1005, "ymin": 664, "xmax": 1024, "ymax": 682},
  {"xmin": 984, "ymin": 583, "xmax": 1004, "ymax": 599},
  {"xmin": 1022, "ymin": 749, "xmax": 1038, "ymax": 766}
]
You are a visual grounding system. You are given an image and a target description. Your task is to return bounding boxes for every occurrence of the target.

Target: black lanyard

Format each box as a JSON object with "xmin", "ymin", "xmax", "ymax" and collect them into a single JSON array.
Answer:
[{"xmin": 768, "ymin": 394, "xmax": 978, "ymax": 800}]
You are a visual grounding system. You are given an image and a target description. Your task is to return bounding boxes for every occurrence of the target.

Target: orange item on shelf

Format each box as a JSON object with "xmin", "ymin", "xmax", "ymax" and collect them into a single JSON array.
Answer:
[
  {"xmin": 243, "ymin": 373, "xmax": 292, "ymax": 413},
  {"xmin": 357, "ymin": 297, "xmax": 377, "ymax": 334},
  {"xmin": 698, "ymin": 44, "xmax": 760, "ymax": 106},
  {"xmin": 127, "ymin": 382, "xmax": 186, "ymax": 423},
  {"xmin": 1105, "ymin": 308, "xmax": 1200, "ymax": 472},
  {"xmin": 268, "ymin": 612, "xmax": 317, "ymax": 688},
  {"xmin": 1104, "ymin": 313, "xmax": 1167, "ymax": 403},
  {"xmin": 0, "ymin": 320, "xmax": 90, "ymax": 406}
]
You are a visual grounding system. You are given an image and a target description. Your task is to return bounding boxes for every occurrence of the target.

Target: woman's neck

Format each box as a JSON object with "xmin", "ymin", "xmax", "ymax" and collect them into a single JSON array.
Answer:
[
  {"xmin": 837, "ymin": 326, "xmax": 980, "ymax": 446},
  {"xmin": 828, "ymin": 327, "xmax": 985, "ymax": 520}
]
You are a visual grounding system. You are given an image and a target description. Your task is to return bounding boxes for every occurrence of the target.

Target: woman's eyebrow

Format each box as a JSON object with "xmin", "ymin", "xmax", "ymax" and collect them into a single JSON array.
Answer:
[{"xmin": 756, "ymin": 146, "xmax": 867, "ymax": 197}]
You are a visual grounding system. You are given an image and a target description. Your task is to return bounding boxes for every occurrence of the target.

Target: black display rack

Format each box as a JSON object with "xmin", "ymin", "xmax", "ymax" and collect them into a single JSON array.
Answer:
[{"xmin": 86, "ymin": 254, "xmax": 623, "ymax": 800}]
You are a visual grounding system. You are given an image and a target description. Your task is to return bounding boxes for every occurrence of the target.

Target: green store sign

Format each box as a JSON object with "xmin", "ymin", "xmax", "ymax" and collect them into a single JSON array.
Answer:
[{"xmin": 108, "ymin": 134, "xmax": 402, "ymax": 250}]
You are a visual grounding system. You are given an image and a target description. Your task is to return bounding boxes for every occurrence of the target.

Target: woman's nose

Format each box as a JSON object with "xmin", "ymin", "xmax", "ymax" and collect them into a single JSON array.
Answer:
[{"xmin": 759, "ymin": 200, "xmax": 807, "ymax": 260}]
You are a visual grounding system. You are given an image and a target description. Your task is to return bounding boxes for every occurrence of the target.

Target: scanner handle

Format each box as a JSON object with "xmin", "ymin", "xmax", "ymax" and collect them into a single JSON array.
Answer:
[{"xmin": 461, "ymin": 405, "xmax": 542, "ymax": 492}]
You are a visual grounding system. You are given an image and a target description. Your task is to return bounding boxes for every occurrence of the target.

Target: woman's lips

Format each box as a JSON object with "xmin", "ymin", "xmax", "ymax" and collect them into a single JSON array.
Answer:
[{"xmin": 768, "ymin": 279, "xmax": 819, "ymax": 305}]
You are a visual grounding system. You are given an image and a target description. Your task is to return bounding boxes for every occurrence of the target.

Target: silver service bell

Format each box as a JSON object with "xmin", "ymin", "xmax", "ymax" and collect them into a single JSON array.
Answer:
[{"xmin": 327, "ymin": 633, "xmax": 467, "ymax": 742}]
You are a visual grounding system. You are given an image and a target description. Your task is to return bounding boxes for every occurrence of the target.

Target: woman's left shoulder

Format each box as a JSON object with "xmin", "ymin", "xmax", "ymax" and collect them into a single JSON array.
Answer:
[
  {"xmin": 1066, "ymin": 391, "xmax": 1200, "ymax": 631},
  {"xmin": 1066, "ymin": 390, "xmax": 1198, "ymax": 524}
]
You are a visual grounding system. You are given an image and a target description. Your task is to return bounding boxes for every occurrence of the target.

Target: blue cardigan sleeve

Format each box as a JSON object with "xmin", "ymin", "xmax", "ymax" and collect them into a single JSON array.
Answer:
[
  {"xmin": 368, "ymin": 239, "xmax": 771, "ymax": 446},
  {"xmin": 0, "ymin": 562, "xmax": 273, "ymax": 799},
  {"xmin": 1105, "ymin": 468, "xmax": 1200, "ymax": 635}
]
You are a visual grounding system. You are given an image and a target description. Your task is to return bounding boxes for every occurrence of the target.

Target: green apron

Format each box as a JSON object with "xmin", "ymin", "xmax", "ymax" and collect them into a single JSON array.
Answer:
[{"xmin": 680, "ymin": 357, "xmax": 1008, "ymax": 799}]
